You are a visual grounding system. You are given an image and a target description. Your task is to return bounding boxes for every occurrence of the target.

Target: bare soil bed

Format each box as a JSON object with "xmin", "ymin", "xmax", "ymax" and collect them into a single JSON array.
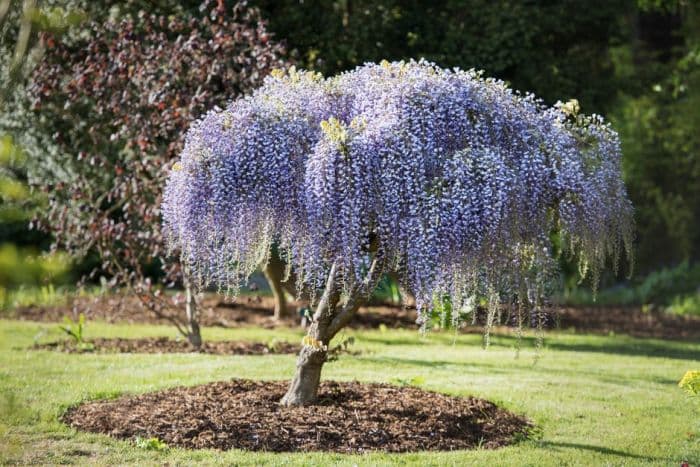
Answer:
[
  {"xmin": 10, "ymin": 294, "xmax": 417, "ymax": 329},
  {"xmin": 548, "ymin": 305, "xmax": 700, "ymax": 340},
  {"xmin": 32, "ymin": 337, "xmax": 298, "ymax": 355},
  {"xmin": 62, "ymin": 379, "xmax": 531, "ymax": 453},
  {"xmin": 9, "ymin": 294, "xmax": 700, "ymax": 340}
]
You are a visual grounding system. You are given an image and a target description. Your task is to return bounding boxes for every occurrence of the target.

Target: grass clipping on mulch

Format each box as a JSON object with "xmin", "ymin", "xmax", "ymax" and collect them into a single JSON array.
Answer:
[
  {"xmin": 32, "ymin": 337, "xmax": 298, "ymax": 355},
  {"xmin": 62, "ymin": 379, "xmax": 532, "ymax": 453}
]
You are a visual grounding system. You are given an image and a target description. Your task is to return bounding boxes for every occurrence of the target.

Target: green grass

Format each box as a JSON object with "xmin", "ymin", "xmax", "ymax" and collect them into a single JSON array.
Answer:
[{"xmin": 0, "ymin": 318, "xmax": 698, "ymax": 466}]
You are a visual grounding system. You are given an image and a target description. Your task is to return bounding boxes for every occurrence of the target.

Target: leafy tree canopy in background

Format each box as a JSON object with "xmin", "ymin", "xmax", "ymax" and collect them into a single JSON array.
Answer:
[
  {"xmin": 0, "ymin": 0, "xmax": 90, "ymax": 294},
  {"xmin": 613, "ymin": 3, "xmax": 700, "ymax": 275},
  {"xmin": 254, "ymin": 0, "xmax": 628, "ymax": 114}
]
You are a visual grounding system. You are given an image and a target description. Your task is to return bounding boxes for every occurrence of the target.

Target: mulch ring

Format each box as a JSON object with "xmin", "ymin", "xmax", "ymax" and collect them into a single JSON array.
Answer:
[
  {"xmin": 62, "ymin": 379, "xmax": 532, "ymax": 453},
  {"xmin": 32, "ymin": 337, "xmax": 299, "ymax": 355}
]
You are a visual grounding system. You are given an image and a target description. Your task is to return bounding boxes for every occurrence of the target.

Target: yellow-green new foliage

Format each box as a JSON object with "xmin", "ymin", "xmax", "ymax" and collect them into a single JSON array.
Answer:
[
  {"xmin": 0, "ymin": 244, "xmax": 70, "ymax": 288},
  {"xmin": 679, "ymin": 370, "xmax": 700, "ymax": 396}
]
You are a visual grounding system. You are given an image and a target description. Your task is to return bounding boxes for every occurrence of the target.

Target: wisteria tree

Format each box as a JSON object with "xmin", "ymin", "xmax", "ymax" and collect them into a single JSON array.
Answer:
[{"xmin": 163, "ymin": 60, "xmax": 633, "ymax": 406}]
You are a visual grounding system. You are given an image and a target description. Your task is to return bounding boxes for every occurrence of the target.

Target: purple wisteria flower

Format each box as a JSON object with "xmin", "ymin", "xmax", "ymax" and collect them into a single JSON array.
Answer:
[{"xmin": 162, "ymin": 60, "xmax": 633, "ymax": 325}]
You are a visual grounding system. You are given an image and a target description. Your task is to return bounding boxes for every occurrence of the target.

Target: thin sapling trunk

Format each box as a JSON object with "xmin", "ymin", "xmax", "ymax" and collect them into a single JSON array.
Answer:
[
  {"xmin": 263, "ymin": 249, "xmax": 289, "ymax": 320},
  {"xmin": 184, "ymin": 279, "xmax": 202, "ymax": 349}
]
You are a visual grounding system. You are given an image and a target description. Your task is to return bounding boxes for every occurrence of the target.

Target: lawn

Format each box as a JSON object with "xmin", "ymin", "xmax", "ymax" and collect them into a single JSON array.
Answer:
[{"xmin": 0, "ymin": 318, "xmax": 698, "ymax": 466}]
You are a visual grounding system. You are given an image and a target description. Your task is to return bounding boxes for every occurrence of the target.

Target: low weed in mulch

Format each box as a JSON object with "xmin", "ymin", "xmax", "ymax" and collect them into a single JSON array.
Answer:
[{"xmin": 62, "ymin": 379, "xmax": 532, "ymax": 453}]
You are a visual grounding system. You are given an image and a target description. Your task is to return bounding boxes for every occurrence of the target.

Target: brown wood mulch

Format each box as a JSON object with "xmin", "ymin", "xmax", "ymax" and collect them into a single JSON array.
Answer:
[
  {"xmin": 10, "ymin": 295, "xmax": 418, "ymax": 330},
  {"xmin": 62, "ymin": 379, "xmax": 532, "ymax": 453},
  {"xmin": 550, "ymin": 305, "xmax": 700, "ymax": 340},
  {"xmin": 32, "ymin": 337, "xmax": 298, "ymax": 355}
]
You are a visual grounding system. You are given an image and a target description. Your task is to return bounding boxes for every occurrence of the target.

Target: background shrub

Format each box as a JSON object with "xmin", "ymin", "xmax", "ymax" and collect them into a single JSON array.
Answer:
[{"xmin": 24, "ymin": 0, "xmax": 287, "ymax": 290}]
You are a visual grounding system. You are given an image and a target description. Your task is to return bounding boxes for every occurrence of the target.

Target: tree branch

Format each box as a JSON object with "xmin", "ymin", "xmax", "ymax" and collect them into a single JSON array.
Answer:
[
  {"xmin": 311, "ymin": 261, "xmax": 340, "ymax": 323},
  {"xmin": 134, "ymin": 290, "xmax": 190, "ymax": 338},
  {"xmin": 0, "ymin": 0, "xmax": 11, "ymax": 27},
  {"xmin": 112, "ymin": 257, "xmax": 190, "ymax": 338},
  {"xmin": 327, "ymin": 254, "xmax": 385, "ymax": 339}
]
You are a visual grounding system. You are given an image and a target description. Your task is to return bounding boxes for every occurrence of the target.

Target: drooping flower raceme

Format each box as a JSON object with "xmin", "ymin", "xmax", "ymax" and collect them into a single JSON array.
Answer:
[{"xmin": 162, "ymin": 60, "xmax": 633, "ymax": 326}]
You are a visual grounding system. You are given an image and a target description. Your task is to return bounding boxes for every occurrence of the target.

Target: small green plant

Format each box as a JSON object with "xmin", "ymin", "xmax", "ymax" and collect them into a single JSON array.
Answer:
[
  {"xmin": 667, "ymin": 294, "xmax": 700, "ymax": 317},
  {"xmin": 134, "ymin": 436, "xmax": 168, "ymax": 451},
  {"xmin": 679, "ymin": 370, "xmax": 700, "ymax": 396},
  {"xmin": 58, "ymin": 313, "xmax": 93, "ymax": 351},
  {"xmin": 265, "ymin": 337, "xmax": 285, "ymax": 353}
]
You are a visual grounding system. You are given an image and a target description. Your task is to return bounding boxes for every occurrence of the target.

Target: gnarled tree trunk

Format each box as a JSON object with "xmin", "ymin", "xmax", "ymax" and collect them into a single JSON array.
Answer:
[
  {"xmin": 280, "ymin": 258, "xmax": 383, "ymax": 406},
  {"xmin": 280, "ymin": 344, "xmax": 328, "ymax": 406},
  {"xmin": 280, "ymin": 286, "xmax": 338, "ymax": 405}
]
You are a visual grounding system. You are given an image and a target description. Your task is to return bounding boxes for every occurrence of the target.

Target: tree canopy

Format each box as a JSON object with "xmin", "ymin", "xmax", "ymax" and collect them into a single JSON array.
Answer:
[{"xmin": 163, "ymin": 60, "xmax": 633, "ymax": 326}]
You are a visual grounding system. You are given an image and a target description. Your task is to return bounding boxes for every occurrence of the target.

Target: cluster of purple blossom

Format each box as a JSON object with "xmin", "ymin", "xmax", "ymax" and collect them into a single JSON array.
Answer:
[{"xmin": 162, "ymin": 60, "xmax": 633, "ymax": 325}]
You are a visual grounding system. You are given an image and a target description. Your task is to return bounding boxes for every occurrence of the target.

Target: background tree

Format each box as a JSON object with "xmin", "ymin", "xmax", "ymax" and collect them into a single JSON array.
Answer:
[
  {"xmin": 253, "ymin": 0, "xmax": 628, "ymax": 115},
  {"xmin": 163, "ymin": 61, "xmax": 633, "ymax": 405},
  {"xmin": 23, "ymin": 0, "xmax": 288, "ymax": 345},
  {"xmin": 612, "ymin": 2, "xmax": 700, "ymax": 274}
]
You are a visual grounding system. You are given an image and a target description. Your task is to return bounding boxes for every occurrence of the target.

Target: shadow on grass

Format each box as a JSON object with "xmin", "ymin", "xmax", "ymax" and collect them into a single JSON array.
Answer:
[
  {"xmin": 538, "ymin": 441, "xmax": 671, "ymax": 463},
  {"xmin": 358, "ymin": 355, "xmax": 680, "ymax": 387},
  {"xmin": 544, "ymin": 339, "xmax": 700, "ymax": 361},
  {"xmin": 360, "ymin": 335, "xmax": 434, "ymax": 346},
  {"xmin": 360, "ymin": 333, "xmax": 700, "ymax": 361}
]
